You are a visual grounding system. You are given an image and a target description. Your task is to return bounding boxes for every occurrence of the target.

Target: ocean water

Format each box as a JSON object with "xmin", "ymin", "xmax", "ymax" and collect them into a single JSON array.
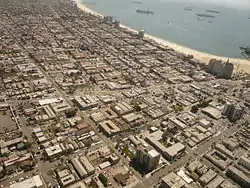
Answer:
[{"xmin": 79, "ymin": 0, "xmax": 250, "ymax": 58}]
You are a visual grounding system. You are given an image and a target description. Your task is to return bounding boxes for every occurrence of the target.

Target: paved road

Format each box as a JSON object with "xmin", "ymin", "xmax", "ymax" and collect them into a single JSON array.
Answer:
[
  {"xmin": 6, "ymin": 13, "xmax": 142, "ymax": 182},
  {"xmin": 4, "ymin": 13, "xmax": 246, "ymax": 188},
  {"xmin": 77, "ymin": 110, "xmax": 142, "ymax": 179},
  {"xmin": 134, "ymin": 123, "xmax": 241, "ymax": 188}
]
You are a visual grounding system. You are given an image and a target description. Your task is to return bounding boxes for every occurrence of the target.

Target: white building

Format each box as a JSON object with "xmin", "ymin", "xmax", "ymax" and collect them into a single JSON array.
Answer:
[
  {"xmin": 45, "ymin": 144, "xmax": 63, "ymax": 159},
  {"xmin": 10, "ymin": 175, "xmax": 44, "ymax": 188}
]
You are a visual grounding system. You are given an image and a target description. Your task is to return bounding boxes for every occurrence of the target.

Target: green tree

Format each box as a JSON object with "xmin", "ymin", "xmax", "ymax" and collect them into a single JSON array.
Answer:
[
  {"xmin": 65, "ymin": 108, "xmax": 77, "ymax": 118},
  {"xmin": 191, "ymin": 105, "xmax": 199, "ymax": 114},
  {"xmin": 84, "ymin": 138, "xmax": 92, "ymax": 148},
  {"xmin": 22, "ymin": 165, "xmax": 32, "ymax": 172},
  {"xmin": 98, "ymin": 173, "xmax": 108, "ymax": 187},
  {"xmin": 173, "ymin": 105, "xmax": 184, "ymax": 112},
  {"xmin": 133, "ymin": 104, "xmax": 141, "ymax": 112}
]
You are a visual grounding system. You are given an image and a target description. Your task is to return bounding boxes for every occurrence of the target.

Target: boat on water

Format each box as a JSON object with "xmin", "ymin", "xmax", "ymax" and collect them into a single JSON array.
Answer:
[
  {"xmin": 240, "ymin": 46, "xmax": 250, "ymax": 60},
  {"xmin": 196, "ymin": 13, "xmax": 215, "ymax": 18},
  {"xmin": 136, "ymin": 9, "xmax": 154, "ymax": 15},
  {"xmin": 206, "ymin": 10, "xmax": 220, "ymax": 14},
  {"xmin": 240, "ymin": 46, "xmax": 250, "ymax": 54},
  {"xmin": 196, "ymin": 18, "xmax": 205, "ymax": 21},
  {"xmin": 184, "ymin": 8, "xmax": 192, "ymax": 11},
  {"xmin": 132, "ymin": 1, "xmax": 142, "ymax": 4}
]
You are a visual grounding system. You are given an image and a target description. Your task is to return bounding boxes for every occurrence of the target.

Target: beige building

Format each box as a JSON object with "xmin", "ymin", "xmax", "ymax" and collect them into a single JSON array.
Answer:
[
  {"xmin": 160, "ymin": 172, "xmax": 186, "ymax": 188},
  {"xmin": 208, "ymin": 59, "xmax": 234, "ymax": 79},
  {"xmin": 99, "ymin": 120, "xmax": 120, "ymax": 136},
  {"xmin": 136, "ymin": 146, "xmax": 160, "ymax": 172}
]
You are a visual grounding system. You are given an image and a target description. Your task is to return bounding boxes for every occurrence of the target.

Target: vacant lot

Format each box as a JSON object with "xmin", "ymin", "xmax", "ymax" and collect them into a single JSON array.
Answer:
[{"xmin": 0, "ymin": 111, "xmax": 17, "ymax": 134}]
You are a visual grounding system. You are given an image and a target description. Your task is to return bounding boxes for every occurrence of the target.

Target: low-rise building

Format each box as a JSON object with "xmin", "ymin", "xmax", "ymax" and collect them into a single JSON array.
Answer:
[
  {"xmin": 74, "ymin": 95, "xmax": 98, "ymax": 110},
  {"xmin": 71, "ymin": 157, "xmax": 88, "ymax": 179},
  {"xmin": 67, "ymin": 181, "xmax": 87, "ymax": 188},
  {"xmin": 91, "ymin": 112, "xmax": 106, "ymax": 123},
  {"xmin": 10, "ymin": 175, "xmax": 44, "ymax": 188},
  {"xmin": 199, "ymin": 169, "xmax": 217, "ymax": 186},
  {"xmin": 114, "ymin": 172, "xmax": 130, "ymax": 186},
  {"xmin": 111, "ymin": 102, "xmax": 133, "ymax": 116},
  {"xmin": 205, "ymin": 175, "xmax": 225, "ymax": 188},
  {"xmin": 145, "ymin": 131, "xmax": 185, "ymax": 160},
  {"xmin": 0, "ymin": 137, "xmax": 24, "ymax": 149},
  {"xmin": 98, "ymin": 95, "xmax": 116, "ymax": 104},
  {"xmin": 146, "ymin": 108, "xmax": 164, "ymax": 119},
  {"xmin": 164, "ymin": 143, "xmax": 186, "ymax": 161},
  {"xmin": 45, "ymin": 144, "xmax": 63, "ymax": 159},
  {"xmin": 204, "ymin": 150, "xmax": 233, "ymax": 170},
  {"xmin": 57, "ymin": 168, "xmax": 77, "ymax": 187},
  {"xmin": 222, "ymin": 138, "xmax": 239, "ymax": 151},
  {"xmin": 109, "ymin": 154, "xmax": 120, "ymax": 165},
  {"xmin": 99, "ymin": 161, "xmax": 111, "ymax": 170},
  {"xmin": 43, "ymin": 105, "xmax": 56, "ymax": 119},
  {"xmin": 91, "ymin": 176, "xmax": 105, "ymax": 188},
  {"xmin": 79, "ymin": 156, "xmax": 95, "ymax": 175},
  {"xmin": 122, "ymin": 112, "xmax": 145, "ymax": 127},
  {"xmin": 169, "ymin": 117, "xmax": 187, "ymax": 130},
  {"xmin": 60, "ymin": 174, "xmax": 76, "ymax": 187},
  {"xmin": 215, "ymin": 143, "xmax": 235, "ymax": 159},
  {"xmin": 160, "ymin": 172, "xmax": 186, "ymax": 188},
  {"xmin": 219, "ymin": 180, "xmax": 238, "ymax": 188},
  {"xmin": 201, "ymin": 106, "xmax": 222, "ymax": 119},
  {"xmin": 50, "ymin": 101, "xmax": 71, "ymax": 113},
  {"xmin": 99, "ymin": 120, "xmax": 120, "ymax": 136},
  {"xmin": 198, "ymin": 119, "xmax": 211, "ymax": 129}
]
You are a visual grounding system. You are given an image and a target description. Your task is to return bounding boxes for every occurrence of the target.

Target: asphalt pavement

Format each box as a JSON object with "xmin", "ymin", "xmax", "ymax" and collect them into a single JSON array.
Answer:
[{"xmin": 133, "ymin": 123, "xmax": 241, "ymax": 188}]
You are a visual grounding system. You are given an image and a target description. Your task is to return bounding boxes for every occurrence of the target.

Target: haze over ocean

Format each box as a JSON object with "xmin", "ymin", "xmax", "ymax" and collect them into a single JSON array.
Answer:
[{"xmin": 80, "ymin": 0, "xmax": 250, "ymax": 58}]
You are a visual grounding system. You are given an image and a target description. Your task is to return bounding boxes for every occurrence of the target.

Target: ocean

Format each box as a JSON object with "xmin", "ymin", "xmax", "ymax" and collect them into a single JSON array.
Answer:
[{"xmin": 79, "ymin": 0, "xmax": 250, "ymax": 59}]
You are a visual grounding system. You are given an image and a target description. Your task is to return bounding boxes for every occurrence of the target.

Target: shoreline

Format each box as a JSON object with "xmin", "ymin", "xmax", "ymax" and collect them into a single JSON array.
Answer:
[{"xmin": 75, "ymin": 0, "xmax": 250, "ymax": 73}]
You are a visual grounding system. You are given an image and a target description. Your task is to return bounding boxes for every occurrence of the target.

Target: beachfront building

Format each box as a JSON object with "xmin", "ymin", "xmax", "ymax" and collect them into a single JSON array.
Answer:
[{"xmin": 208, "ymin": 59, "xmax": 234, "ymax": 79}]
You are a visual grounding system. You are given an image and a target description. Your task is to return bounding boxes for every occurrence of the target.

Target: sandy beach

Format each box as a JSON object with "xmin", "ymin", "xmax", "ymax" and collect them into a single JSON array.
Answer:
[{"xmin": 75, "ymin": 0, "xmax": 250, "ymax": 73}]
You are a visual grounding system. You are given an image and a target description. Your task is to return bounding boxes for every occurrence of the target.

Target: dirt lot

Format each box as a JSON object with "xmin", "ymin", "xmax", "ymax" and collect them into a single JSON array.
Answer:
[{"xmin": 0, "ymin": 110, "xmax": 19, "ymax": 139}]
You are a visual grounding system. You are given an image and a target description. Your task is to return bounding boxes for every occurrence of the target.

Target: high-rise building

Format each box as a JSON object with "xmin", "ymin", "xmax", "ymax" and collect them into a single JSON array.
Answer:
[
  {"xmin": 226, "ymin": 166, "xmax": 250, "ymax": 188},
  {"xmin": 103, "ymin": 16, "xmax": 114, "ymax": 24},
  {"xmin": 135, "ymin": 145, "xmax": 160, "ymax": 172},
  {"xmin": 207, "ymin": 59, "xmax": 234, "ymax": 79},
  {"xmin": 223, "ymin": 102, "xmax": 245, "ymax": 122},
  {"xmin": 138, "ymin": 30, "xmax": 145, "ymax": 38}
]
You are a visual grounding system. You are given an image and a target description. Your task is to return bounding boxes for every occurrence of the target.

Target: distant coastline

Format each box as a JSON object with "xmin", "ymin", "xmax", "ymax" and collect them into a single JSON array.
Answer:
[{"xmin": 75, "ymin": 0, "xmax": 250, "ymax": 73}]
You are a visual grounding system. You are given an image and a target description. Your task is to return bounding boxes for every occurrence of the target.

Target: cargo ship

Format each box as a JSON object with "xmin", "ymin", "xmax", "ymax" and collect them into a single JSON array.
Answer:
[
  {"xmin": 184, "ymin": 7, "xmax": 192, "ymax": 11},
  {"xmin": 196, "ymin": 13, "xmax": 215, "ymax": 18},
  {"xmin": 136, "ymin": 9, "xmax": 154, "ymax": 15},
  {"xmin": 206, "ymin": 10, "xmax": 220, "ymax": 14},
  {"xmin": 240, "ymin": 46, "xmax": 250, "ymax": 59},
  {"xmin": 240, "ymin": 46, "xmax": 250, "ymax": 54},
  {"xmin": 132, "ymin": 1, "xmax": 142, "ymax": 4}
]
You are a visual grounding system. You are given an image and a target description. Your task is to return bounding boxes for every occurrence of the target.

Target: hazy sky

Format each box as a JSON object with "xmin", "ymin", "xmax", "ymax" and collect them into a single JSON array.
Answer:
[{"xmin": 174, "ymin": 0, "xmax": 250, "ymax": 9}]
